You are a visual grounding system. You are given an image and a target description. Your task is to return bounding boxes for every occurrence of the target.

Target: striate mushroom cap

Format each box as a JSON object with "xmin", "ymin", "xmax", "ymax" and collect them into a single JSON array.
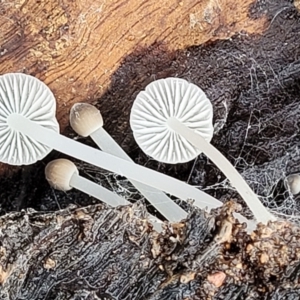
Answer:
[
  {"xmin": 130, "ymin": 77, "xmax": 214, "ymax": 164},
  {"xmin": 0, "ymin": 73, "xmax": 59, "ymax": 165},
  {"xmin": 70, "ymin": 103, "xmax": 103, "ymax": 137}
]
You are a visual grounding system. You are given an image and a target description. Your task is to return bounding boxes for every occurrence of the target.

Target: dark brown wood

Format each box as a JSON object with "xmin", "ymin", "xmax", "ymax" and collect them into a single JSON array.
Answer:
[{"xmin": 1, "ymin": 201, "xmax": 300, "ymax": 299}]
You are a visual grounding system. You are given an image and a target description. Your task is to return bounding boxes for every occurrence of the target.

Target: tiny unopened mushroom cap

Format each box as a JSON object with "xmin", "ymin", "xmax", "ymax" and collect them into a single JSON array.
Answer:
[
  {"xmin": 45, "ymin": 159, "xmax": 78, "ymax": 191},
  {"xmin": 70, "ymin": 103, "xmax": 103, "ymax": 137},
  {"xmin": 130, "ymin": 77, "xmax": 214, "ymax": 164},
  {"xmin": 285, "ymin": 174, "xmax": 300, "ymax": 195}
]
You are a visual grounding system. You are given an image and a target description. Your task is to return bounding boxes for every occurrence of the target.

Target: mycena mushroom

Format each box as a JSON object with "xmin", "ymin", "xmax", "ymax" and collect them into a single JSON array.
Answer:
[
  {"xmin": 130, "ymin": 77, "xmax": 275, "ymax": 225},
  {"xmin": 1, "ymin": 73, "xmax": 225, "ymax": 215},
  {"xmin": 69, "ymin": 103, "xmax": 187, "ymax": 223},
  {"xmin": 45, "ymin": 158, "xmax": 163, "ymax": 231},
  {"xmin": 0, "ymin": 73, "xmax": 59, "ymax": 165},
  {"xmin": 45, "ymin": 158, "xmax": 127, "ymax": 206}
]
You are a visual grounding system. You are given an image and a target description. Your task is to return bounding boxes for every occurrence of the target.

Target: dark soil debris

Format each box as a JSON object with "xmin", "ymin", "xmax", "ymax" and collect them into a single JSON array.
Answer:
[{"xmin": 0, "ymin": 201, "xmax": 300, "ymax": 299}]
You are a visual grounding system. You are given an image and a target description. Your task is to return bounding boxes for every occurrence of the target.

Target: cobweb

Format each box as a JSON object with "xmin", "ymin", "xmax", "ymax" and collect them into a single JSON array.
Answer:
[
  {"xmin": 74, "ymin": 8, "xmax": 300, "ymax": 225},
  {"xmin": 77, "ymin": 161, "xmax": 146, "ymax": 203},
  {"xmin": 201, "ymin": 78, "xmax": 300, "ymax": 224},
  {"xmin": 202, "ymin": 147, "xmax": 300, "ymax": 223},
  {"xmin": 76, "ymin": 89, "xmax": 300, "ymax": 226}
]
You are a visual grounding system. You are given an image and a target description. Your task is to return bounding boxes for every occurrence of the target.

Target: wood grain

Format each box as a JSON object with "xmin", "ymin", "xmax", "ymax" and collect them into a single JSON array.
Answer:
[
  {"xmin": 0, "ymin": 0, "xmax": 266, "ymax": 127},
  {"xmin": 0, "ymin": 0, "xmax": 268, "ymax": 174}
]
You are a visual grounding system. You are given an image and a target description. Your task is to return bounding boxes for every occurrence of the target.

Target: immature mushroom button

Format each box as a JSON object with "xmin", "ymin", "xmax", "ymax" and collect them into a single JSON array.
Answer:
[
  {"xmin": 70, "ymin": 103, "xmax": 103, "ymax": 137},
  {"xmin": 285, "ymin": 174, "xmax": 300, "ymax": 195},
  {"xmin": 45, "ymin": 159, "xmax": 77, "ymax": 191},
  {"xmin": 45, "ymin": 158, "xmax": 163, "ymax": 231},
  {"xmin": 45, "ymin": 159, "xmax": 127, "ymax": 207},
  {"xmin": 70, "ymin": 103, "xmax": 187, "ymax": 223},
  {"xmin": 130, "ymin": 77, "xmax": 275, "ymax": 225}
]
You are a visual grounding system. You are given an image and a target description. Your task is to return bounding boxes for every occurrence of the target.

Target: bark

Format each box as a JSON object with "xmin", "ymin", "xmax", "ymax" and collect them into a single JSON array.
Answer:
[
  {"xmin": 0, "ymin": 0, "xmax": 265, "ymax": 174},
  {"xmin": 0, "ymin": 0, "xmax": 300, "ymax": 298},
  {"xmin": 1, "ymin": 201, "xmax": 300, "ymax": 299}
]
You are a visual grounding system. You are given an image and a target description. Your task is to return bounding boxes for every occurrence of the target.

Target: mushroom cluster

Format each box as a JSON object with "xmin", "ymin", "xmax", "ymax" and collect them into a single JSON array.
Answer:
[
  {"xmin": 130, "ymin": 78, "xmax": 276, "ymax": 225},
  {"xmin": 69, "ymin": 103, "xmax": 187, "ymax": 223},
  {"xmin": 0, "ymin": 73, "xmax": 267, "ymax": 232}
]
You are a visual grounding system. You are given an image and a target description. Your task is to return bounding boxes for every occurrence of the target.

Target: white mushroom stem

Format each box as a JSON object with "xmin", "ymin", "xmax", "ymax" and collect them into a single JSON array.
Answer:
[
  {"xmin": 69, "ymin": 102, "xmax": 187, "ymax": 222},
  {"xmin": 8, "ymin": 113, "xmax": 220, "ymax": 209},
  {"xmin": 8, "ymin": 113, "xmax": 253, "ymax": 228},
  {"xmin": 71, "ymin": 174, "xmax": 128, "ymax": 206},
  {"xmin": 45, "ymin": 159, "xmax": 163, "ymax": 231},
  {"xmin": 90, "ymin": 129, "xmax": 187, "ymax": 222},
  {"xmin": 167, "ymin": 117, "xmax": 276, "ymax": 224}
]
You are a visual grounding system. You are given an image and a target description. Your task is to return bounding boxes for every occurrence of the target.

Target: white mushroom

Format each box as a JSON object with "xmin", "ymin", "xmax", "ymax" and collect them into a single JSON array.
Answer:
[
  {"xmin": 0, "ymin": 73, "xmax": 59, "ymax": 165},
  {"xmin": 69, "ymin": 103, "xmax": 187, "ymax": 223},
  {"xmin": 130, "ymin": 77, "xmax": 275, "ymax": 225},
  {"xmin": 45, "ymin": 158, "xmax": 163, "ymax": 231},
  {"xmin": 1, "ymin": 73, "xmax": 223, "ymax": 213}
]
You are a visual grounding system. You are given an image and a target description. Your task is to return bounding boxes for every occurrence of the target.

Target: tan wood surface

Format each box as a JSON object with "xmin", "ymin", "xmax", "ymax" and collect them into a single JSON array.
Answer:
[{"xmin": 0, "ymin": 0, "xmax": 266, "ymax": 126}]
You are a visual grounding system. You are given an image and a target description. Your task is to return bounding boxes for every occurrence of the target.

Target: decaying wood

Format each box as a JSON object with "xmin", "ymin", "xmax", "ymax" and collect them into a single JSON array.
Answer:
[
  {"xmin": 0, "ymin": 1, "xmax": 299, "ymax": 298},
  {"xmin": 0, "ymin": 201, "xmax": 300, "ymax": 299},
  {"xmin": 0, "ymin": 0, "xmax": 267, "ymax": 174},
  {"xmin": 0, "ymin": 0, "xmax": 266, "ymax": 126}
]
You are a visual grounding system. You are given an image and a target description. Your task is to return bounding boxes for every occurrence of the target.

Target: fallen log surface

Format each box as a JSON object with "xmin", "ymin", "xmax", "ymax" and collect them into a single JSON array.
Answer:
[
  {"xmin": 0, "ymin": 0, "xmax": 300, "ymax": 298},
  {"xmin": 1, "ymin": 201, "xmax": 300, "ymax": 299}
]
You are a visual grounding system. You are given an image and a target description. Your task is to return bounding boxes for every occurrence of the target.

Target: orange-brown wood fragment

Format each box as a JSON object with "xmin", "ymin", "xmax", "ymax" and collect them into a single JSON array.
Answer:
[{"xmin": 207, "ymin": 271, "xmax": 226, "ymax": 287}]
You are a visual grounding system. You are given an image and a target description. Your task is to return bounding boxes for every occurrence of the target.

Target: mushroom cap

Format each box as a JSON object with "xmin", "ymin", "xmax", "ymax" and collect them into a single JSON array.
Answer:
[
  {"xmin": 285, "ymin": 174, "xmax": 300, "ymax": 195},
  {"xmin": 45, "ymin": 159, "xmax": 78, "ymax": 191},
  {"xmin": 0, "ymin": 73, "xmax": 59, "ymax": 165},
  {"xmin": 70, "ymin": 103, "xmax": 103, "ymax": 137},
  {"xmin": 130, "ymin": 77, "xmax": 214, "ymax": 164}
]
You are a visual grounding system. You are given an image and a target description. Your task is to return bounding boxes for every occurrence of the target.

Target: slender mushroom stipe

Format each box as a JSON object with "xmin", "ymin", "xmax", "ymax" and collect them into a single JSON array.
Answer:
[
  {"xmin": 70, "ymin": 103, "xmax": 187, "ymax": 223},
  {"xmin": 130, "ymin": 77, "xmax": 275, "ymax": 225},
  {"xmin": 45, "ymin": 159, "xmax": 163, "ymax": 231}
]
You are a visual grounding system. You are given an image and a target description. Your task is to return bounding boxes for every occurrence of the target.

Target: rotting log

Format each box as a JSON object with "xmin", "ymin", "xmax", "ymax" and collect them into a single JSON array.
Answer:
[
  {"xmin": 0, "ymin": 0, "xmax": 266, "ymax": 127},
  {"xmin": 0, "ymin": 1, "xmax": 300, "ymax": 298},
  {"xmin": 1, "ymin": 201, "xmax": 300, "ymax": 299}
]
